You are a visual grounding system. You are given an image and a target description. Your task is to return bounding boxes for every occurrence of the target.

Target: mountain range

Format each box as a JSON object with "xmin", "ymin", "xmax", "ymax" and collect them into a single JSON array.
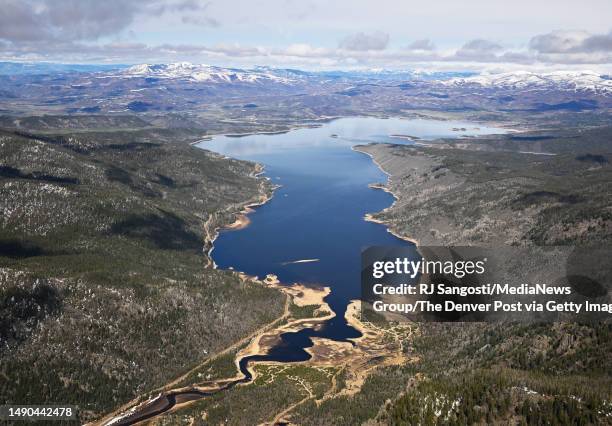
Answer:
[
  {"xmin": 0, "ymin": 62, "xmax": 610, "ymax": 118},
  {"xmin": 117, "ymin": 62, "xmax": 612, "ymax": 93}
]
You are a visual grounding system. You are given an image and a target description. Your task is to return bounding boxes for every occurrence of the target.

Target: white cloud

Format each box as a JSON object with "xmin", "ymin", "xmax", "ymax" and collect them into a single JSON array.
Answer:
[{"xmin": 0, "ymin": 1, "xmax": 610, "ymax": 69}]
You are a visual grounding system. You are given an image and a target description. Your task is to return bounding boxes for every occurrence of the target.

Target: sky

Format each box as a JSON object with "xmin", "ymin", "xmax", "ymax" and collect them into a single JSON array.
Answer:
[{"xmin": 1, "ymin": 0, "xmax": 611, "ymax": 71}]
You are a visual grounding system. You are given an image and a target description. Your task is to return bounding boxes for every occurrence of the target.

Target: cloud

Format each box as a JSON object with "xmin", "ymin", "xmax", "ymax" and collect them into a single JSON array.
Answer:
[
  {"xmin": 452, "ymin": 38, "xmax": 503, "ymax": 61},
  {"xmin": 458, "ymin": 39, "xmax": 502, "ymax": 53},
  {"xmin": 0, "ymin": 0, "xmax": 143, "ymax": 42},
  {"xmin": 0, "ymin": 1, "xmax": 46, "ymax": 42},
  {"xmin": 148, "ymin": 0, "xmax": 204, "ymax": 14},
  {"xmin": 529, "ymin": 30, "xmax": 591, "ymax": 53},
  {"xmin": 181, "ymin": 15, "xmax": 220, "ymax": 27},
  {"xmin": 0, "ymin": 7, "xmax": 611, "ymax": 70},
  {"xmin": 283, "ymin": 43, "xmax": 329, "ymax": 57},
  {"xmin": 0, "ymin": 0, "xmax": 217, "ymax": 43},
  {"xmin": 406, "ymin": 39, "xmax": 435, "ymax": 51},
  {"xmin": 1, "ymin": 37, "xmax": 610, "ymax": 71},
  {"xmin": 339, "ymin": 31, "xmax": 389, "ymax": 51},
  {"xmin": 581, "ymin": 32, "xmax": 612, "ymax": 53},
  {"xmin": 525, "ymin": 30, "xmax": 612, "ymax": 64},
  {"xmin": 530, "ymin": 30, "xmax": 612, "ymax": 54},
  {"xmin": 179, "ymin": 1, "xmax": 220, "ymax": 27}
]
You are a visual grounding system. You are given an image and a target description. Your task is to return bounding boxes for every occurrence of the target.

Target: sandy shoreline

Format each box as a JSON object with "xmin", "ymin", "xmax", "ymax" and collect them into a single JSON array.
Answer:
[
  {"xmin": 234, "ymin": 278, "xmax": 334, "ymax": 380},
  {"xmin": 203, "ymin": 162, "xmax": 277, "ymax": 269}
]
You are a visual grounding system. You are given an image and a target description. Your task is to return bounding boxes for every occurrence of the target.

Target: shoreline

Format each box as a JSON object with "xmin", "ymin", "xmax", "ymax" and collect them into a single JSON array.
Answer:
[
  {"xmin": 191, "ymin": 116, "xmax": 342, "ymax": 144},
  {"xmin": 234, "ymin": 278, "xmax": 335, "ymax": 380},
  {"xmin": 352, "ymin": 145, "xmax": 421, "ymax": 247},
  {"xmin": 95, "ymin": 277, "xmax": 334, "ymax": 426},
  {"xmin": 191, "ymin": 111, "xmax": 516, "ymax": 149},
  {"xmin": 202, "ymin": 162, "xmax": 277, "ymax": 269}
]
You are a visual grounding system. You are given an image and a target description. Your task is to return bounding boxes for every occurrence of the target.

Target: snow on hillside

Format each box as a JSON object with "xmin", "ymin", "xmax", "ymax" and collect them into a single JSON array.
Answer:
[
  {"xmin": 120, "ymin": 62, "xmax": 293, "ymax": 84},
  {"xmin": 443, "ymin": 71, "xmax": 612, "ymax": 94},
  {"xmin": 115, "ymin": 63, "xmax": 612, "ymax": 94}
]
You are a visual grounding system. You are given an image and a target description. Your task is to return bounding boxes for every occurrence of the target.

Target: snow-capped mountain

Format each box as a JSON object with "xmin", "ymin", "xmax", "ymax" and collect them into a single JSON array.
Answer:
[
  {"xmin": 443, "ymin": 71, "xmax": 612, "ymax": 94},
  {"xmin": 114, "ymin": 63, "xmax": 612, "ymax": 95},
  {"xmin": 120, "ymin": 62, "xmax": 293, "ymax": 84}
]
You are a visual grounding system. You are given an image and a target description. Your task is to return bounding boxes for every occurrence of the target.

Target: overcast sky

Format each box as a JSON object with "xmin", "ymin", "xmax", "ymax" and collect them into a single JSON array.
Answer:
[{"xmin": 1, "ymin": 0, "xmax": 611, "ymax": 70}]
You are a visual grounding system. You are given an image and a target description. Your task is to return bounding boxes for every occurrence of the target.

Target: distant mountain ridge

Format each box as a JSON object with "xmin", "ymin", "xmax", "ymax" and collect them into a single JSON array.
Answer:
[
  {"xmin": 115, "ymin": 62, "xmax": 612, "ymax": 93},
  {"xmin": 119, "ymin": 62, "xmax": 294, "ymax": 84},
  {"xmin": 444, "ymin": 70, "xmax": 612, "ymax": 94},
  {"xmin": 116, "ymin": 62, "xmax": 478, "ymax": 83},
  {"xmin": 1, "ymin": 61, "xmax": 610, "ymax": 116},
  {"xmin": 1, "ymin": 61, "xmax": 610, "ymax": 94}
]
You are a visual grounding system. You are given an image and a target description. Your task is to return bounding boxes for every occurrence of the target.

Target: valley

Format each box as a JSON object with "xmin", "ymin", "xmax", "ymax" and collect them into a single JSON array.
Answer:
[{"xmin": 0, "ymin": 62, "xmax": 610, "ymax": 425}]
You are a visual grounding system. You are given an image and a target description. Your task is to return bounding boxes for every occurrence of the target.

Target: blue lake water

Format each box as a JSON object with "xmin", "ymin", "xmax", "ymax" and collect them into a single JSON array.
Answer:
[{"xmin": 197, "ymin": 117, "xmax": 503, "ymax": 363}]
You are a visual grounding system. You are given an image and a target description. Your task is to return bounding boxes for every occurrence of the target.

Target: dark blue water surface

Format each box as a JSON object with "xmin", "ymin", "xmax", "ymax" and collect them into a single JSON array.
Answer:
[{"xmin": 197, "ymin": 117, "xmax": 503, "ymax": 364}]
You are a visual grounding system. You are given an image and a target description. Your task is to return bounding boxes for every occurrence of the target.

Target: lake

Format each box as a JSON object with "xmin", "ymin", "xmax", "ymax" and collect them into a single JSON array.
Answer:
[
  {"xmin": 198, "ymin": 117, "xmax": 503, "ymax": 364},
  {"xmin": 111, "ymin": 117, "xmax": 504, "ymax": 424}
]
